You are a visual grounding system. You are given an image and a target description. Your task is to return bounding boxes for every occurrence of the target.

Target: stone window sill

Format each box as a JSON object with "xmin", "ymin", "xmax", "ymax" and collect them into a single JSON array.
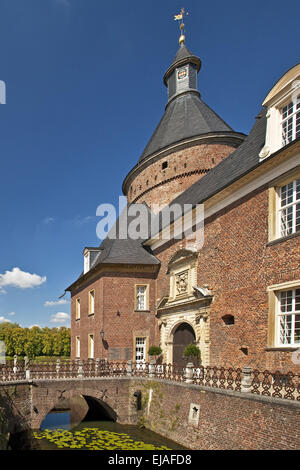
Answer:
[
  {"xmin": 88, "ymin": 313, "xmax": 95, "ymax": 317},
  {"xmin": 265, "ymin": 347, "xmax": 299, "ymax": 352},
  {"xmin": 267, "ymin": 231, "xmax": 300, "ymax": 247},
  {"xmin": 134, "ymin": 310, "xmax": 150, "ymax": 313}
]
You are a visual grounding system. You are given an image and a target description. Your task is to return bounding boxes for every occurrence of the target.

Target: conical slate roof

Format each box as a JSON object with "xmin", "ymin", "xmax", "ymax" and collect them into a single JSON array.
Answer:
[{"xmin": 138, "ymin": 92, "xmax": 233, "ymax": 163}]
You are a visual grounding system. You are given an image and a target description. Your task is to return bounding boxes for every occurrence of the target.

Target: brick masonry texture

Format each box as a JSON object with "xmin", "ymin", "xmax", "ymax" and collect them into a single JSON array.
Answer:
[
  {"xmin": 70, "ymin": 180, "xmax": 300, "ymax": 370},
  {"xmin": 3, "ymin": 379, "xmax": 299, "ymax": 450},
  {"xmin": 126, "ymin": 143, "xmax": 235, "ymax": 210},
  {"xmin": 154, "ymin": 185, "xmax": 300, "ymax": 372},
  {"xmin": 71, "ymin": 271, "xmax": 157, "ymax": 361},
  {"xmin": 130, "ymin": 379, "xmax": 300, "ymax": 450}
]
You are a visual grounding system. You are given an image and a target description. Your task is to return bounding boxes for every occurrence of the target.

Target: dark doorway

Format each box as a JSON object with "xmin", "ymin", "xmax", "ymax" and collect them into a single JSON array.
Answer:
[{"xmin": 173, "ymin": 323, "xmax": 196, "ymax": 367}]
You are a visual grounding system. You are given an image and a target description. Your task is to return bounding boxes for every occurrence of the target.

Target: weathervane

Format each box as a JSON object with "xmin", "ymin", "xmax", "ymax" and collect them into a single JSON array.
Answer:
[{"xmin": 174, "ymin": 7, "xmax": 189, "ymax": 45}]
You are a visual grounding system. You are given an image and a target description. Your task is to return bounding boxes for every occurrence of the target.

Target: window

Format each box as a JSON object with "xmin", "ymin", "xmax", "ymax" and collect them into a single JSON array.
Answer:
[
  {"xmin": 75, "ymin": 336, "xmax": 80, "ymax": 358},
  {"xmin": 261, "ymin": 65, "xmax": 300, "ymax": 159},
  {"xmin": 75, "ymin": 298, "xmax": 80, "ymax": 320},
  {"xmin": 281, "ymin": 97, "xmax": 300, "ymax": 147},
  {"xmin": 89, "ymin": 290, "xmax": 95, "ymax": 315},
  {"xmin": 278, "ymin": 178, "xmax": 300, "ymax": 237},
  {"xmin": 277, "ymin": 289, "xmax": 300, "ymax": 346},
  {"xmin": 135, "ymin": 285, "xmax": 148, "ymax": 311},
  {"xmin": 88, "ymin": 334, "xmax": 94, "ymax": 358},
  {"xmin": 267, "ymin": 280, "xmax": 300, "ymax": 348},
  {"xmin": 84, "ymin": 252, "xmax": 90, "ymax": 274},
  {"xmin": 162, "ymin": 161, "xmax": 168, "ymax": 170},
  {"xmin": 135, "ymin": 337, "xmax": 146, "ymax": 363}
]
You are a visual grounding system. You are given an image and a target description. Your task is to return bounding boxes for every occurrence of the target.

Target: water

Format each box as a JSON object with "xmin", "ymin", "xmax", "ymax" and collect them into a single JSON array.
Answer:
[{"xmin": 29, "ymin": 410, "xmax": 187, "ymax": 450}]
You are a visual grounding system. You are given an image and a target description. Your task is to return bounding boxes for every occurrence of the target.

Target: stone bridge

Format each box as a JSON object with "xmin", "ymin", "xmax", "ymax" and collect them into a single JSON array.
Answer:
[{"xmin": 1, "ymin": 360, "xmax": 300, "ymax": 450}]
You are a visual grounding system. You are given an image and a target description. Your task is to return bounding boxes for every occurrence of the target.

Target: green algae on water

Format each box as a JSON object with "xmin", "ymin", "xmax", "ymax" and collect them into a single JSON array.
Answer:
[{"xmin": 33, "ymin": 428, "xmax": 171, "ymax": 450}]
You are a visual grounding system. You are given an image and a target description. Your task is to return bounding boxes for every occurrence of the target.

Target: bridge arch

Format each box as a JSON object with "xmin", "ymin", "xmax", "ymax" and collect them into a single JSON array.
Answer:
[{"xmin": 33, "ymin": 385, "xmax": 120, "ymax": 430}]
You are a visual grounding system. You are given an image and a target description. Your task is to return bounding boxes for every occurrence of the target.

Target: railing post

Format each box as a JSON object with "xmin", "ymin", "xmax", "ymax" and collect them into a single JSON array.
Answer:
[
  {"xmin": 95, "ymin": 358, "xmax": 100, "ymax": 376},
  {"xmin": 13, "ymin": 355, "xmax": 18, "ymax": 375},
  {"xmin": 56, "ymin": 359, "xmax": 61, "ymax": 378},
  {"xmin": 149, "ymin": 359, "xmax": 156, "ymax": 378},
  {"xmin": 241, "ymin": 366, "xmax": 252, "ymax": 393},
  {"xmin": 126, "ymin": 360, "xmax": 133, "ymax": 377},
  {"xmin": 185, "ymin": 362, "xmax": 194, "ymax": 384},
  {"xmin": 24, "ymin": 356, "xmax": 30, "ymax": 380},
  {"xmin": 77, "ymin": 359, "xmax": 83, "ymax": 379}
]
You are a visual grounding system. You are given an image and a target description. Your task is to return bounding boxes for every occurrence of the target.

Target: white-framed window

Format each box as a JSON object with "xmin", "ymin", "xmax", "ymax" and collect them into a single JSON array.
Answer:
[
  {"xmin": 281, "ymin": 96, "xmax": 300, "ymax": 147},
  {"xmin": 88, "ymin": 334, "xmax": 94, "ymax": 358},
  {"xmin": 89, "ymin": 290, "xmax": 95, "ymax": 315},
  {"xmin": 278, "ymin": 178, "xmax": 300, "ymax": 237},
  {"xmin": 136, "ymin": 285, "xmax": 148, "ymax": 311},
  {"xmin": 84, "ymin": 252, "xmax": 90, "ymax": 274},
  {"xmin": 75, "ymin": 336, "xmax": 80, "ymax": 358},
  {"xmin": 75, "ymin": 298, "xmax": 80, "ymax": 320},
  {"xmin": 135, "ymin": 337, "xmax": 146, "ymax": 363},
  {"xmin": 276, "ymin": 289, "xmax": 300, "ymax": 346}
]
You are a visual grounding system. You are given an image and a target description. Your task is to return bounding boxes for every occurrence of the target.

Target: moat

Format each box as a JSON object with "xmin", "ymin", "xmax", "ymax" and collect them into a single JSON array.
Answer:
[{"xmin": 8, "ymin": 403, "xmax": 187, "ymax": 451}]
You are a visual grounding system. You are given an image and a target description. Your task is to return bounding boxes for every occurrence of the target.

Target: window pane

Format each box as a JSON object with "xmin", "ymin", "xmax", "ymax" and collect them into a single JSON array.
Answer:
[
  {"xmin": 280, "ymin": 182, "xmax": 293, "ymax": 207},
  {"xmin": 280, "ymin": 206, "xmax": 293, "ymax": 236},
  {"xmin": 280, "ymin": 290, "xmax": 293, "ymax": 312},
  {"xmin": 279, "ymin": 314, "xmax": 292, "ymax": 344},
  {"xmin": 136, "ymin": 286, "xmax": 146, "ymax": 310},
  {"xmin": 295, "ymin": 289, "xmax": 300, "ymax": 311},
  {"xmin": 294, "ymin": 315, "xmax": 300, "ymax": 344}
]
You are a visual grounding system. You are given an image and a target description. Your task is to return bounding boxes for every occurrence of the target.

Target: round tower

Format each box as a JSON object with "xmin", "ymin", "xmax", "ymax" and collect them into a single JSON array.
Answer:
[{"xmin": 122, "ymin": 41, "xmax": 245, "ymax": 212}]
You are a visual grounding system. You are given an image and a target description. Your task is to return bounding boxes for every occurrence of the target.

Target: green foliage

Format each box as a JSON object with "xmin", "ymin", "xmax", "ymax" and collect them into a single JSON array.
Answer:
[
  {"xmin": 0, "ymin": 323, "xmax": 70, "ymax": 358},
  {"xmin": 183, "ymin": 343, "xmax": 201, "ymax": 360},
  {"xmin": 148, "ymin": 345, "xmax": 162, "ymax": 356},
  {"xmin": 33, "ymin": 428, "xmax": 170, "ymax": 450}
]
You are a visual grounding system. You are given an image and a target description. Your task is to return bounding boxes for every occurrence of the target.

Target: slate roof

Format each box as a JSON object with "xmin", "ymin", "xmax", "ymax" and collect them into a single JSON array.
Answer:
[
  {"xmin": 155, "ymin": 108, "xmax": 267, "ymax": 232},
  {"xmin": 163, "ymin": 44, "xmax": 201, "ymax": 84},
  {"xmin": 65, "ymin": 204, "xmax": 160, "ymax": 290},
  {"xmin": 138, "ymin": 92, "xmax": 234, "ymax": 163}
]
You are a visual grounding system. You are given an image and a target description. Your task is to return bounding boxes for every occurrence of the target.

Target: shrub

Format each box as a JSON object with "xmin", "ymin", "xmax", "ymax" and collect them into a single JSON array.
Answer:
[
  {"xmin": 148, "ymin": 346, "xmax": 162, "ymax": 356},
  {"xmin": 183, "ymin": 344, "xmax": 201, "ymax": 363}
]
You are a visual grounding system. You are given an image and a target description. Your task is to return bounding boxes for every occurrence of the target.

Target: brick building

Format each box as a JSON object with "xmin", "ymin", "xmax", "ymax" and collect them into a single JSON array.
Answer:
[{"xmin": 65, "ymin": 37, "xmax": 300, "ymax": 372}]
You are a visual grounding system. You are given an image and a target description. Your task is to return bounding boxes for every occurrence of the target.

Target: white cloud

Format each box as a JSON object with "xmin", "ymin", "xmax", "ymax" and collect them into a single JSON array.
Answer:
[
  {"xmin": 43, "ymin": 217, "xmax": 55, "ymax": 225},
  {"xmin": 8, "ymin": 312, "xmax": 15, "ymax": 316},
  {"xmin": 50, "ymin": 312, "xmax": 70, "ymax": 323},
  {"xmin": 0, "ymin": 268, "xmax": 46, "ymax": 289},
  {"xmin": 44, "ymin": 299, "xmax": 69, "ymax": 307},
  {"xmin": 0, "ymin": 316, "xmax": 11, "ymax": 323}
]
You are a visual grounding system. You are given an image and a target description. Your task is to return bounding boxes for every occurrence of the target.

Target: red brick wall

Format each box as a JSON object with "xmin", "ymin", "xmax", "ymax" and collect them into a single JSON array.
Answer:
[
  {"xmin": 131, "ymin": 380, "xmax": 300, "ymax": 450},
  {"xmin": 126, "ymin": 144, "xmax": 235, "ymax": 211},
  {"xmin": 154, "ymin": 184, "xmax": 300, "ymax": 372},
  {"xmin": 71, "ymin": 270, "xmax": 158, "ymax": 361}
]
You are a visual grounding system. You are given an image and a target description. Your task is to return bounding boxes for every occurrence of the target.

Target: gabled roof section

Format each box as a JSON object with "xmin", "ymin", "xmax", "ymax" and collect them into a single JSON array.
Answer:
[
  {"xmin": 263, "ymin": 63, "xmax": 300, "ymax": 106},
  {"xmin": 65, "ymin": 203, "xmax": 160, "ymax": 291},
  {"xmin": 138, "ymin": 92, "xmax": 234, "ymax": 163}
]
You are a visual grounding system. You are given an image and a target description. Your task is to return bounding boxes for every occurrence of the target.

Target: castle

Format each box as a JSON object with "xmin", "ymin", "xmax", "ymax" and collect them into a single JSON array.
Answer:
[{"xmin": 66, "ymin": 26, "xmax": 300, "ymax": 373}]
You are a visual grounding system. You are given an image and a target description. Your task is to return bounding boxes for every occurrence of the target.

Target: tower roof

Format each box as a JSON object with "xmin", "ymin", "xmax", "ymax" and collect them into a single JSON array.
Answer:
[
  {"xmin": 138, "ymin": 91, "xmax": 234, "ymax": 163},
  {"xmin": 163, "ymin": 44, "xmax": 201, "ymax": 86}
]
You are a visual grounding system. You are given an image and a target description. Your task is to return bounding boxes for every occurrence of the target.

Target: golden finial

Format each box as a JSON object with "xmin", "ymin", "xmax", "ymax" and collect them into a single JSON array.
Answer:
[{"xmin": 174, "ymin": 7, "xmax": 189, "ymax": 45}]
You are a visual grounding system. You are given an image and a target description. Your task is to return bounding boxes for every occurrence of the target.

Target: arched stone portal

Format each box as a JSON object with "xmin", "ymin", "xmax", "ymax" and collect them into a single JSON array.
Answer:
[{"xmin": 173, "ymin": 322, "xmax": 196, "ymax": 367}]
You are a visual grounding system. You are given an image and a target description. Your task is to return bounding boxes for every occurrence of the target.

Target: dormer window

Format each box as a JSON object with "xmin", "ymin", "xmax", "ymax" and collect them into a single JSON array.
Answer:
[
  {"xmin": 281, "ymin": 96, "xmax": 300, "ymax": 147},
  {"xmin": 83, "ymin": 247, "xmax": 101, "ymax": 274},
  {"xmin": 260, "ymin": 64, "xmax": 300, "ymax": 160},
  {"xmin": 84, "ymin": 252, "xmax": 90, "ymax": 274}
]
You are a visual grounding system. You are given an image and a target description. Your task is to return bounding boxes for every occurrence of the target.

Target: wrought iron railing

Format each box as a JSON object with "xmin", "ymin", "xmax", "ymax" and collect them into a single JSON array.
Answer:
[{"xmin": 0, "ymin": 359, "xmax": 299, "ymax": 402}]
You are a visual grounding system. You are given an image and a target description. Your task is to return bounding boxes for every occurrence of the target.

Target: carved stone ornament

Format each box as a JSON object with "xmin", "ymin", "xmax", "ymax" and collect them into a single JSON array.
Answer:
[
  {"xmin": 175, "ymin": 270, "xmax": 188, "ymax": 294},
  {"xmin": 259, "ymin": 145, "xmax": 270, "ymax": 160}
]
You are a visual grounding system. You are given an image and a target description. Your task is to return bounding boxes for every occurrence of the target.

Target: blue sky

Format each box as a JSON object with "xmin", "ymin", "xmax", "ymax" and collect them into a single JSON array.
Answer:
[{"xmin": 0, "ymin": 0, "xmax": 299, "ymax": 328}]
